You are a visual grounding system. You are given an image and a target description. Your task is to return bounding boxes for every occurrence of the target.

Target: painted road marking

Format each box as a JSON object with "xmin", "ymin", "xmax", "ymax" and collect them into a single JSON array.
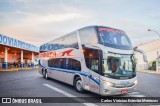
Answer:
[
  {"xmin": 128, "ymin": 92, "xmax": 139, "ymax": 95},
  {"xmin": 125, "ymin": 91, "xmax": 146, "ymax": 97},
  {"xmin": 130, "ymin": 95, "xmax": 146, "ymax": 97},
  {"xmin": 43, "ymin": 84, "xmax": 98, "ymax": 106}
]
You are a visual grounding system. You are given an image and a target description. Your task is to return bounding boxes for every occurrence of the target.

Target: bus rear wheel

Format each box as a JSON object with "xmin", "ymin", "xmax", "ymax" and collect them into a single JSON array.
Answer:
[
  {"xmin": 74, "ymin": 77, "xmax": 84, "ymax": 93},
  {"xmin": 44, "ymin": 70, "xmax": 49, "ymax": 80},
  {"xmin": 42, "ymin": 69, "xmax": 45, "ymax": 78}
]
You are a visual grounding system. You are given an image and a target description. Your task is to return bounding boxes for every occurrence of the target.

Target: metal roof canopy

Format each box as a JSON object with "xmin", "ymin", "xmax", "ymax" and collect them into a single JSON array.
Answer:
[
  {"xmin": 0, "ymin": 34, "xmax": 39, "ymax": 53},
  {"xmin": 137, "ymin": 39, "xmax": 160, "ymax": 52},
  {"xmin": 0, "ymin": 45, "xmax": 39, "ymax": 55}
]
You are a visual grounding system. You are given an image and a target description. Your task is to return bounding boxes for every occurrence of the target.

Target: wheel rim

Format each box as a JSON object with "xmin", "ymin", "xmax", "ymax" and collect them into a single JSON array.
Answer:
[{"xmin": 76, "ymin": 80, "xmax": 82, "ymax": 91}]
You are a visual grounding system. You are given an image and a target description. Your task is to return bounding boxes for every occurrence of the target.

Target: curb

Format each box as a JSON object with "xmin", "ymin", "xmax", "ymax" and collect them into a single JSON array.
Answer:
[
  {"xmin": 137, "ymin": 70, "xmax": 160, "ymax": 75},
  {"xmin": 0, "ymin": 69, "xmax": 18, "ymax": 72},
  {"xmin": 0, "ymin": 67, "xmax": 39, "ymax": 72}
]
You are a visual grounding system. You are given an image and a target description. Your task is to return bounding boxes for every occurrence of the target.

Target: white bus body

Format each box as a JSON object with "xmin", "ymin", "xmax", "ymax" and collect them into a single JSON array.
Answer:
[{"xmin": 39, "ymin": 26, "xmax": 140, "ymax": 96}]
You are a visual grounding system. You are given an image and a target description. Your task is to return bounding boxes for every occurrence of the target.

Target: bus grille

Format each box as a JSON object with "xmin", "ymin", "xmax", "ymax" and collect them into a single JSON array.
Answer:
[{"xmin": 112, "ymin": 83, "xmax": 135, "ymax": 88}]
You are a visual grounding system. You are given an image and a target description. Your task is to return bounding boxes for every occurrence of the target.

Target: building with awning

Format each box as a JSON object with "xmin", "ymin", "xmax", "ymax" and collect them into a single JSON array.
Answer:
[
  {"xmin": 135, "ymin": 39, "xmax": 160, "ymax": 71},
  {"xmin": 0, "ymin": 34, "xmax": 39, "ymax": 69}
]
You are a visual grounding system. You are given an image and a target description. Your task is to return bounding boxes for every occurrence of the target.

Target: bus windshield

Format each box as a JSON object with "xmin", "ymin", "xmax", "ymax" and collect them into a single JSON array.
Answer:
[
  {"xmin": 99, "ymin": 27, "xmax": 132, "ymax": 50},
  {"xmin": 103, "ymin": 53, "xmax": 136, "ymax": 79}
]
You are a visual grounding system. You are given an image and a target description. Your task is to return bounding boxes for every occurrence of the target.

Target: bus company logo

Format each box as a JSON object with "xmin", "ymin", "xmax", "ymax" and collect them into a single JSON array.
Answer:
[
  {"xmin": 99, "ymin": 27, "xmax": 126, "ymax": 35},
  {"xmin": 2, "ymin": 98, "xmax": 11, "ymax": 103},
  {"xmin": 39, "ymin": 51, "xmax": 57, "ymax": 58},
  {"xmin": 39, "ymin": 49, "xmax": 74, "ymax": 58},
  {"xmin": 61, "ymin": 49, "xmax": 74, "ymax": 56}
]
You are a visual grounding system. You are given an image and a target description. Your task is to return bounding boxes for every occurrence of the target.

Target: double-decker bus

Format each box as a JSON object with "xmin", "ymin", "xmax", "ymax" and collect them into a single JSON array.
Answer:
[{"xmin": 39, "ymin": 25, "xmax": 147, "ymax": 96}]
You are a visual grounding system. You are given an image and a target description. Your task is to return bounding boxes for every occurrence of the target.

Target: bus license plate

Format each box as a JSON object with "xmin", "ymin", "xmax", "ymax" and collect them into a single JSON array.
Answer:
[{"xmin": 121, "ymin": 89, "xmax": 128, "ymax": 93}]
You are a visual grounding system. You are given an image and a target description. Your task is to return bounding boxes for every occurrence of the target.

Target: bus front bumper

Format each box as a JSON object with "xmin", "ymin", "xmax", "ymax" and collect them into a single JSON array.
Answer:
[{"xmin": 100, "ymin": 84, "xmax": 136, "ymax": 96}]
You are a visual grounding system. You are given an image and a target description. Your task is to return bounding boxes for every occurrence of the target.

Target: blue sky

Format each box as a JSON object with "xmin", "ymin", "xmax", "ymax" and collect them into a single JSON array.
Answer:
[{"xmin": 0, "ymin": 0, "xmax": 160, "ymax": 46}]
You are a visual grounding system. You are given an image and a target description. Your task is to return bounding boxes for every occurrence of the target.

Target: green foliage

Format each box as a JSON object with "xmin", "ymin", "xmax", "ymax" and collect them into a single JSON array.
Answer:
[
  {"xmin": 152, "ymin": 61, "xmax": 156, "ymax": 71},
  {"xmin": 148, "ymin": 61, "xmax": 156, "ymax": 71}
]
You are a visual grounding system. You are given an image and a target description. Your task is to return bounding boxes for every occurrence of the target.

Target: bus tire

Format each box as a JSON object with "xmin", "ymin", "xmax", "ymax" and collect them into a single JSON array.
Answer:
[
  {"xmin": 74, "ymin": 77, "xmax": 84, "ymax": 93},
  {"xmin": 45, "ymin": 70, "xmax": 49, "ymax": 80},
  {"xmin": 42, "ymin": 69, "xmax": 45, "ymax": 78}
]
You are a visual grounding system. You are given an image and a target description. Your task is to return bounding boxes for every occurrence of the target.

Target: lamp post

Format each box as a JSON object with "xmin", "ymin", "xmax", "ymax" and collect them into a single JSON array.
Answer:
[{"xmin": 148, "ymin": 29, "xmax": 160, "ymax": 39}]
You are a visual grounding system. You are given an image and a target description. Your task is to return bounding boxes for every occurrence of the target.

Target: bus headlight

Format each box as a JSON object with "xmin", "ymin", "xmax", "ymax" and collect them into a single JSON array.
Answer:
[
  {"xmin": 103, "ymin": 81, "xmax": 114, "ymax": 87},
  {"xmin": 134, "ymin": 80, "xmax": 137, "ymax": 85}
]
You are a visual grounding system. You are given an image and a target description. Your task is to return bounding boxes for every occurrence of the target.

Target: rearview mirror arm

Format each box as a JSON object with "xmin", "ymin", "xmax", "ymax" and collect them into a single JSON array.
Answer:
[{"xmin": 134, "ymin": 47, "xmax": 148, "ymax": 63}]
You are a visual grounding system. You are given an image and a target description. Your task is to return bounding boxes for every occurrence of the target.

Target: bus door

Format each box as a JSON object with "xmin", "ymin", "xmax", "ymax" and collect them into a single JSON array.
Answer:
[{"xmin": 83, "ymin": 48, "xmax": 102, "ymax": 94}]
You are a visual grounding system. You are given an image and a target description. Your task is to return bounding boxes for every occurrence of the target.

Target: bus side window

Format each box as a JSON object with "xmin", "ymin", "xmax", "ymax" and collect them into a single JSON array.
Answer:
[
  {"xmin": 90, "ymin": 58, "xmax": 99, "ymax": 73},
  {"xmin": 62, "ymin": 59, "xmax": 66, "ymax": 69},
  {"xmin": 66, "ymin": 32, "xmax": 79, "ymax": 49},
  {"xmin": 85, "ymin": 57, "xmax": 90, "ymax": 69},
  {"xmin": 72, "ymin": 59, "xmax": 81, "ymax": 71},
  {"xmin": 79, "ymin": 27, "xmax": 98, "ymax": 45},
  {"xmin": 83, "ymin": 48, "xmax": 103, "ymax": 74},
  {"xmin": 66, "ymin": 58, "xmax": 72, "ymax": 70},
  {"xmin": 58, "ymin": 58, "xmax": 66, "ymax": 69},
  {"xmin": 76, "ymin": 61, "xmax": 81, "ymax": 71},
  {"xmin": 48, "ymin": 59, "xmax": 52, "ymax": 67},
  {"xmin": 66, "ymin": 58, "xmax": 81, "ymax": 71},
  {"xmin": 54, "ymin": 59, "xmax": 59, "ymax": 68},
  {"xmin": 72, "ymin": 60, "xmax": 76, "ymax": 70}
]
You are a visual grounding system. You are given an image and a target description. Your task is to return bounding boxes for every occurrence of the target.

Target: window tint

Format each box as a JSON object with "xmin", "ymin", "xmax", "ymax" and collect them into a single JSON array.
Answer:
[
  {"xmin": 59, "ymin": 58, "xmax": 66, "ymax": 69},
  {"xmin": 66, "ymin": 58, "xmax": 81, "ymax": 71},
  {"xmin": 66, "ymin": 32, "xmax": 79, "ymax": 49},
  {"xmin": 53, "ymin": 59, "xmax": 59, "ymax": 68},
  {"xmin": 98, "ymin": 27, "xmax": 133, "ymax": 50},
  {"xmin": 121, "ymin": 36, "xmax": 130, "ymax": 46},
  {"xmin": 79, "ymin": 27, "xmax": 98, "ymax": 44},
  {"xmin": 41, "ymin": 32, "xmax": 79, "ymax": 51},
  {"xmin": 48, "ymin": 58, "xmax": 81, "ymax": 71},
  {"xmin": 48, "ymin": 59, "xmax": 53, "ymax": 67},
  {"xmin": 48, "ymin": 58, "xmax": 66, "ymax": 69},
  {"xmin": 83, "ymin": 48, "xmax": 102, "ymax": 74},
  {"xmin": 91, "ymin": 58, "xmax": 99, "ymax": 73}
]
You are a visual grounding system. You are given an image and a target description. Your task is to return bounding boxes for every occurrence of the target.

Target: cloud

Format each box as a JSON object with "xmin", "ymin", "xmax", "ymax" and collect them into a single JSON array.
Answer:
[
  {"xmin": 11, "ymin": 0, "xmax": 30, "ymax": 3},
  {"xmin": 22, "ymin": 13, "xmax": 86, "ymax": 26},
  {"xmin": 0, "ymin": 0, "xmax": 160, "ymax": 46},
  {"xmin": 150, "ymin": 13, "xmax": 160, "ymax": 18}
]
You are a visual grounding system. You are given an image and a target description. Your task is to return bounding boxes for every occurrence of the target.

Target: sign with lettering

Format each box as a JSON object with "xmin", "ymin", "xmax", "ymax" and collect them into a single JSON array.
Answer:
[
  {"xmin": 39, "ymin": 49, "xmax": 74, "ymax": 58},
  {"xmin": 0, "ymin": 34, "xmax": 39, "ymax": 52},
  {"xmin": 99, "ymin": 27, "xmax": 126, "ymax": 35}
]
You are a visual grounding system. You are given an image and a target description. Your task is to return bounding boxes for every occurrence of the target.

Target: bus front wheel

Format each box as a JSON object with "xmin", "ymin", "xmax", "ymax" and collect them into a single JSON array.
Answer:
[{"xmin": 74, "ymin": 77, "xmax": 84, "ymax": 93}]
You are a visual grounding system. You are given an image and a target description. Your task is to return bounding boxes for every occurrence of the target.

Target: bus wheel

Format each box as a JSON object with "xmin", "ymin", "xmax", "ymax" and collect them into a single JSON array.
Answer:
[
  {"xmin": 74, "ymin": 77, "xmax": 84, "ymax": 93},
  {"xmin": 45, "ymin": 70, "xmax": 49, "ymax": 80},
  {"xmin": 42, "ymin": 69, "xmax": 45, "ymax": 78}
]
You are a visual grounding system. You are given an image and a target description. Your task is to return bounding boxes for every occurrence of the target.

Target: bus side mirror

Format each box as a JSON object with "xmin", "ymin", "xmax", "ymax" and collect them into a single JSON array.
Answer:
[{"xmin": 134, "ymin": 47, "xmax": 148, "ymax": 62}]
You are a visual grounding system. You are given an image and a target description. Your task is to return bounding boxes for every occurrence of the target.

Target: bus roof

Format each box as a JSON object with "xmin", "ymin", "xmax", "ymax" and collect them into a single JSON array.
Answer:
[
  {"xmin": 39, "ymin": 25, "xmax": 128, "ymax": 52},
  {"xmin": 41, "ymin": 25, "xmax": 125, "ymax": 45}
]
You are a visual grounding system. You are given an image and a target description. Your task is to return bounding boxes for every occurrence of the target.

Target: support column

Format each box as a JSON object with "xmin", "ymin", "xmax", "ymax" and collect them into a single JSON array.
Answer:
[
  {"xmin": 31, "ymin": 52, "xmax": 34, "ymax": 67},
  {"xmin": 156, "ymin": 59, "xmax": 158, "ymax": 71},
  {"xmin": 20, "ymin": 50, "xmax": 24, "ymax": 68},
  {"xmin": 156, "ymin": 58, "xmax": 160, "ymax": 71},
  {"xmin": 156, "ymin": 51, "xmax": 159, "ymax": 71},
  {"xmin": 2, "ymin": 47, "xmax": 8, "ymax": 70}
]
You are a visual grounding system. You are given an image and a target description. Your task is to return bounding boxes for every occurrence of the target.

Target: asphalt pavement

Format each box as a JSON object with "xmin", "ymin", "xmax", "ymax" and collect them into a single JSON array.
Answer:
[{"xmin": 0, "ymin": 70, "xmax": 159, "ymax": 106}]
